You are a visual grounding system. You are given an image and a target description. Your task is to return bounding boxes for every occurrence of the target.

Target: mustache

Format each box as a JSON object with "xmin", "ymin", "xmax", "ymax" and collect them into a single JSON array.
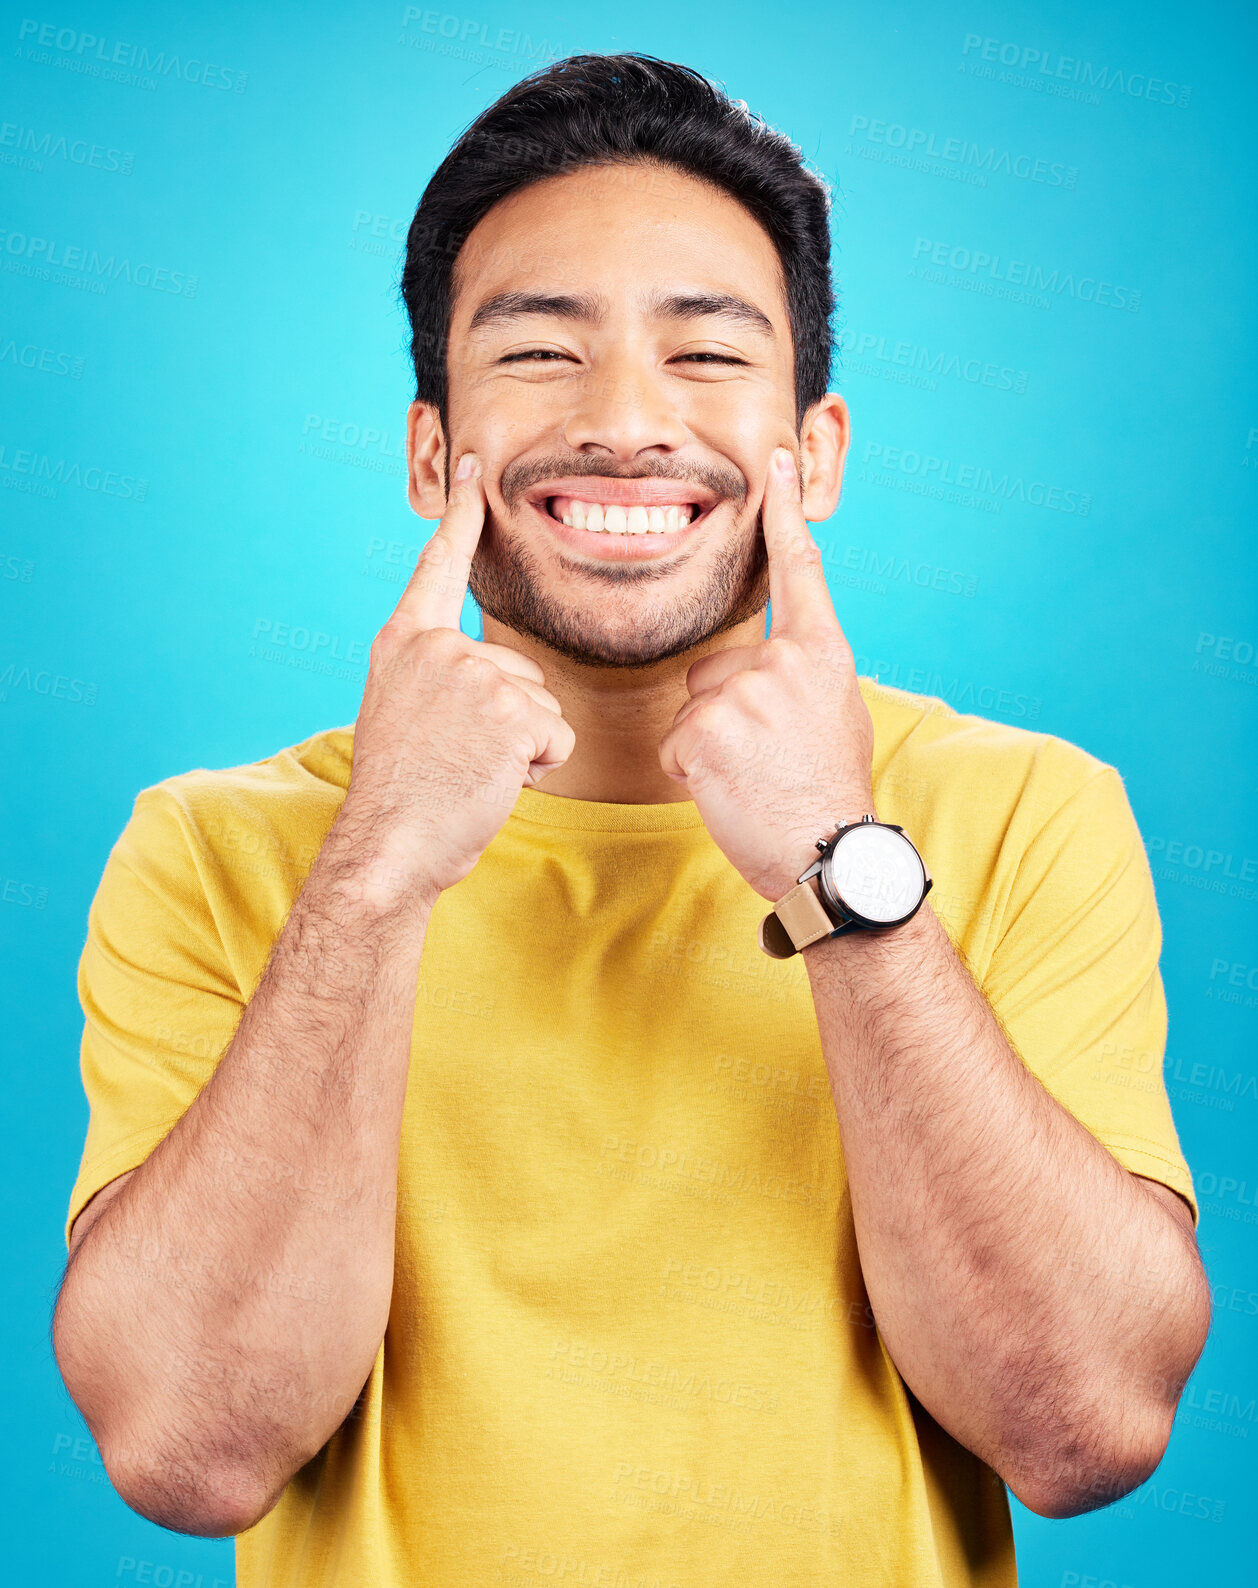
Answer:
[{"xmin": 498, "ymin": 453, "xmax": 748, "ymax": 510}]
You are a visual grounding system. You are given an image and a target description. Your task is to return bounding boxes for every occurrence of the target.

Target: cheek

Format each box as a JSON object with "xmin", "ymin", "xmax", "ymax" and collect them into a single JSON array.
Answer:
[
  {"xmin": 682, "ymin": 385, "xmax": 791, "ymax": 472},
  {"xmin": 449, "ymin": 375, "xmax": 542, "ymax": 442}
]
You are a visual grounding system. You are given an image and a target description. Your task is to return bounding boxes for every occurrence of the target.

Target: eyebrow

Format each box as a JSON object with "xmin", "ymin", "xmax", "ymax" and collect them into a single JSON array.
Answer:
[
  {"xmin": 465, "ymin": 288, "xmax": 775, "ymax": 337},
  {"xmin": 649, "ymin": 291, "xmax": 775, "ymax": 335},
  {"xmin": 467, "ymin": 291, "xmax": 607, "ymax": 332}
]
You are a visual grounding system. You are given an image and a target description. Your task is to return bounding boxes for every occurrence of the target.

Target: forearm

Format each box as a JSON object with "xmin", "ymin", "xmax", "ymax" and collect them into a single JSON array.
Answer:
[
  {"xmin": 54, "ymin": 824, "xmax": 433, "ymax": 1533},
  {"xmin": 807, "ymin": 902, "xmax": 1210, "ymax": 1515}
]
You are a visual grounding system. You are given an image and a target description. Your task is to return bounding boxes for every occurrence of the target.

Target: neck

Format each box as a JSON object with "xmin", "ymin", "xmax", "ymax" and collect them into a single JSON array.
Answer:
[{"xmin": 481, "ymin": 609, "xmax": 768, "ymax": 803}]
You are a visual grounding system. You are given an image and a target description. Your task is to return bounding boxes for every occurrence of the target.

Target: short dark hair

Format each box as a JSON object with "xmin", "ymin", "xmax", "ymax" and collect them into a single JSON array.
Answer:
[{"xmin": 400, "ymin": 53, "xmax": 835, "ymax": 428}]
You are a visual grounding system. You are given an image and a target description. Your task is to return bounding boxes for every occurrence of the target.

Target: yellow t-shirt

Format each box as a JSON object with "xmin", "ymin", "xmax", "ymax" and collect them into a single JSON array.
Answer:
[{"xmin": 67, "ymin": 676, "xmax": 1197, "ymax": 1588}]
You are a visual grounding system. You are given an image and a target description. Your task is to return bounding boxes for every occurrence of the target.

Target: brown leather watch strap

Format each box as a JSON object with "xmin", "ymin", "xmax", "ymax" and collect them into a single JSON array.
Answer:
[{"xmin": 758, "ymin": 877, "xmax": 835, "ymax": 959}]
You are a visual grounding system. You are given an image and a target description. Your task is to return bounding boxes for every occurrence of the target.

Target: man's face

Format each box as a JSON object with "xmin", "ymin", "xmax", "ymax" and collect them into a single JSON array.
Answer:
[{"xmin": 434, "ymin": 161, "xmax": 806, "ymax": 667}]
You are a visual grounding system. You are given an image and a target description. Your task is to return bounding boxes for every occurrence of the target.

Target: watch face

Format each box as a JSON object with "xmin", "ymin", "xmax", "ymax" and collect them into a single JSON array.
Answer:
[{"xmin": 823, "ymin": 825, "xmax": 925, "ymax": 924}]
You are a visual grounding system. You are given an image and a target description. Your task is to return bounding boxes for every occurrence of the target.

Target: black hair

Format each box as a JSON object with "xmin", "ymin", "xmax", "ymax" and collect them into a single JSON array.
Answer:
[{"xmin": 400, "ymin": 52, "xmax": 835, "ymax": 429}]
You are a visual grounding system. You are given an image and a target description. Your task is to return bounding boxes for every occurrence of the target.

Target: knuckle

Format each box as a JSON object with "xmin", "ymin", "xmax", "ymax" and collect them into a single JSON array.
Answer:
[
  {"xmin": 455, "ymin": 651, "xmax": 495, "ymax": 687},
  {"xmin": 694, "ymin": 696, "xmax": 735, "ymax": 733},
  {"xmin": 726, "ymin": 668, "xmax": 765, "ymax": 701},
  {"xmin": 402, "ymin": 627, "xmax": 460, "ymax": 683},
  {"xmin": 495, "ymin": 645, "xmax": 544, "ymax": 684},
  {"xmin": 369, "ymin": 626, "xmax": 400, "ymax": 668},
  {"xmin": 788, "ymin": 538, "xmax": 824, "ymax": 574},
  {"xmin": 484, "ymin": 674, "xmax": 521, "ymax": 719},
  {"xmin": 425, "ymin": 625, "xmax": 466, "ymax": 657},
  {"xmin": 770, "ymin": 636, "xmax": 806, "ymax": 671}
]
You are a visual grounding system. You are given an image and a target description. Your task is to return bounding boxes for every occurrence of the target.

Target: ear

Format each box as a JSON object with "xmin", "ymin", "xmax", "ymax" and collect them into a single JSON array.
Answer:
[
  {"xmin": 407, "ymin": 400, "xmax": 447, "ymax": 519},
  {"xmin": 797, "ymin": 393, "xmax": 850, "ymax": 522}
]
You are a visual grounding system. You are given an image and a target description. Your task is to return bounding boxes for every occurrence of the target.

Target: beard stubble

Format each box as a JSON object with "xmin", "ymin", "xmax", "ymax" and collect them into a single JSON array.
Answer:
[{"xmin": 468, "ymin": 455, "xmax": 770, "ymax": 668}]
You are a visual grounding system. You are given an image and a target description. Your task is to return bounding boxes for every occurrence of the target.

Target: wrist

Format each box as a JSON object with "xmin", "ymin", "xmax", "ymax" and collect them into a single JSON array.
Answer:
[
  {"xmin": 314, "ymin": 818, "xmax": 442, "ymax": 924},
  {"xmin": 761, "ymin": 798, "xmax": 879, "ymax": 901},
  {"xmin": 801, "ymin": 899, "xmax": 942, "ymax": 1005},
  {"xmin": 760, "ymin": 811, "xmax": 931, "ymax": 959}
]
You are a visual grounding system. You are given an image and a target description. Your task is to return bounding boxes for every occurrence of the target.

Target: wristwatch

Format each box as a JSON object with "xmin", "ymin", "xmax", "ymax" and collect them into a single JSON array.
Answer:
[{"xmin": 758, "ymin": 815, "xmax": 932, "ymax": 959}]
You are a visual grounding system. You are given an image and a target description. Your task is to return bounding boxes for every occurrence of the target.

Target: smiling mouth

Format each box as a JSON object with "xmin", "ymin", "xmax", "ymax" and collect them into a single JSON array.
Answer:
[{"xmin": 545, "ymin": 495, "xmax": 703, "ymax": 534}]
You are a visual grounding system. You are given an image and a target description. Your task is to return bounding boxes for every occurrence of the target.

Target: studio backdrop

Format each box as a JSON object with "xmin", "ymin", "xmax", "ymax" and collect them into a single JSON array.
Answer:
[{"xmin": 3, "ymin": 2, "xmax": 1254, "ymax": 1584}]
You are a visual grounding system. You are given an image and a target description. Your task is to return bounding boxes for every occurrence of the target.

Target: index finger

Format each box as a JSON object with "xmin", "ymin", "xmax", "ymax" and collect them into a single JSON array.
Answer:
[
  {"xmin": 762, "ymin": 447, "xmax": 840, "ymax": 640},
  {"xmin": 393, "ymin": 453, "xmax": 485, "ymax": 631}
]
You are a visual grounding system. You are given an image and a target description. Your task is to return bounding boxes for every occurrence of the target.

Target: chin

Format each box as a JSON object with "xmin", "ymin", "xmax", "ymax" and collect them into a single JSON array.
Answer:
[{"xmin": 470, "ymin": 553, "xmax": 769, "ymax": 670}]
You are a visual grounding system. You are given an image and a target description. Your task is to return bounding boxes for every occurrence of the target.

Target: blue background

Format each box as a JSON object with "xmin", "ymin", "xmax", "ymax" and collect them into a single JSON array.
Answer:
[{"xmin": 3, "ymin": 1, "xmax": 1255, "ymax": 1582}]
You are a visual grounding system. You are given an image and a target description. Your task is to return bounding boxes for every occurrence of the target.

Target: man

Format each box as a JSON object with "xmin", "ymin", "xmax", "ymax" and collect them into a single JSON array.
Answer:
[{"xmin": 55, "ymin": 53, "xmax": 1208, "ymax": 1588}]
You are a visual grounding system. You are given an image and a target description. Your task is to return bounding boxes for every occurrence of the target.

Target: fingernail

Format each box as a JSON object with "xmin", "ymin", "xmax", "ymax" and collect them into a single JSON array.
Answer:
[
  {"xmin": 773, "ymin": 448, "xmax": 797, "ymax": 480},
  {"xmin": 454, "ymin": 453, "xmax": 480, "ymax": 481}
]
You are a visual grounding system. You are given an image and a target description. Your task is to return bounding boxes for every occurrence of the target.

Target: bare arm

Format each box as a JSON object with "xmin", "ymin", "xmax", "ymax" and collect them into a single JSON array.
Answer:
[
  {"xmin": 654, "ymin": 449, "xmax": 1209, "ymax": 1521},
  {"xmin": 806, "ymin": 902, "xmax": 1211, "ymax": 1519},
  {"xmin": 53, "ymin": 453, "xmax": 573, "ymax": 1536},
  {"xmin": 54, "ymin": 845, "xmax": 436, "ymax": 1535}
]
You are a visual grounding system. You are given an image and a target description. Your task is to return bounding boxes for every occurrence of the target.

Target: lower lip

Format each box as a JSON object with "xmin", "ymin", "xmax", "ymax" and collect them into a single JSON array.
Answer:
[{"xmin": 528, "ymin": 499, "xmax": 709, "ymax": 561}]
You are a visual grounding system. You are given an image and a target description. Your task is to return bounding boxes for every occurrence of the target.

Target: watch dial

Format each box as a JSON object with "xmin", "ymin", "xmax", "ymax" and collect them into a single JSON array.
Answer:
[{"xmin": 825, "ymin": 826, "xmax": 924, "ymax": 923}]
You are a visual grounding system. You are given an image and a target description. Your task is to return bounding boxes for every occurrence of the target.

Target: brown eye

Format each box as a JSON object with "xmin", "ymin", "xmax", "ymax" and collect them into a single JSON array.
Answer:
[{"xmin": 499, "ymin": 349, "xmax": 572, "ymax": 363}]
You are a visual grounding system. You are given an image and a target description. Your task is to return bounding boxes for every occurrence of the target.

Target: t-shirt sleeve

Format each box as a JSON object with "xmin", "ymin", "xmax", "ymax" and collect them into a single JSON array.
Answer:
[
  {"xmin": 66, "ymin": 786, "xmax": 245, "ymax": 1248},
  {"xmin": 981, "ymin": 761, "xmax": 1198, "ymax": 1225}
]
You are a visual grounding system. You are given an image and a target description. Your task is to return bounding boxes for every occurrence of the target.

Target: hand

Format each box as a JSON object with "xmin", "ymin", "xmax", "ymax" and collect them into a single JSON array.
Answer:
[
  {"xmin": 658, "ymin": 447, "xmax": 875, "ymax": 901},
  {"xmin": 333, "ymin": 454, "xmax": 575, "ymax": 911}
]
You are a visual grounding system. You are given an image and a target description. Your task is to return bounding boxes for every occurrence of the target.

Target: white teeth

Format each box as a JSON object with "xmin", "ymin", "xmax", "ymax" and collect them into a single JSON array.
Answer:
[{"xmin": 557, "ymin": 499, "xmax": 699, "ymax": 533}]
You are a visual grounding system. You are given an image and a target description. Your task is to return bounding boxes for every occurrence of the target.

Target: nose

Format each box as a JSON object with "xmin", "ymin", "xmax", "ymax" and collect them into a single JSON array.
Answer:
[{"xmin": 561, "ymin": 354, "xmax": 689, "ymax": 460}]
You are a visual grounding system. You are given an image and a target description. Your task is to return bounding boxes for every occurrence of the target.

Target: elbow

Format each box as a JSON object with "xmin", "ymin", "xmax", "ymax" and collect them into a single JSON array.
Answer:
[
  {"xmin": 105, "ymin": 1438, "xmax": 280, "ymax": 1537},
  {"xmin": 53, "ymin": 1348, "xmax": 278, "ymax": 1536},
  {"xmin": 1001, "ymin": 1279, "xmax": 1211, "ymax": 1521},
  {"xmin": 1003, "ymin": 1409, "xmax": 1175, "ymax": 1520},
  {"xmin": 1011, "ymin": 1462, "xmax": 1151, "ymax": 1521}
]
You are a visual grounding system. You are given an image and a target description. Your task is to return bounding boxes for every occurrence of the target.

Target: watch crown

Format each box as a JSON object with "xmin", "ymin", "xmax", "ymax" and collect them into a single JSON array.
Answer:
[{"xmin": 815, "ymin": 840, "xmax": 828, "ymax": 852}]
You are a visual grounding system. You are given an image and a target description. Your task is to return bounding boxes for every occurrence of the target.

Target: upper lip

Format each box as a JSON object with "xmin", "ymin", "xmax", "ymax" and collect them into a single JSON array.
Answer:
[{"xmin": 524, "ymin": 476, "xmax": 720, "ymax": 515}]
